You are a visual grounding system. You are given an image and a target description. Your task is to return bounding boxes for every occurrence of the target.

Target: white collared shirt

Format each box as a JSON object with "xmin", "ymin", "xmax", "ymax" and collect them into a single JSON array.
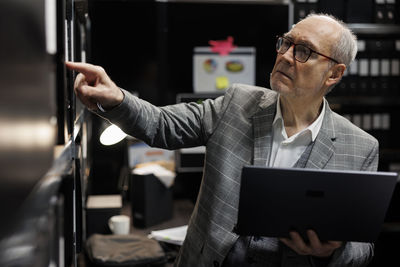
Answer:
[{"xmin": 268, "ymin": 96, "xmax": 326, "ymax": 167}]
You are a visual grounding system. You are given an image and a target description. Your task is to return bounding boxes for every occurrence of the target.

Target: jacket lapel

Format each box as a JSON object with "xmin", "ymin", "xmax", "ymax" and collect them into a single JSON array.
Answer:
[
  {"xmin": 252, "ymin": 94, "xmax": 278, "ymax": 166},
  {"xmin": 305, "ymin": 99, "xmax": 336, "ymax": 169},
  {"xmin": 252, "ymin": 96, "xmax": 336, "ymax": 169}
]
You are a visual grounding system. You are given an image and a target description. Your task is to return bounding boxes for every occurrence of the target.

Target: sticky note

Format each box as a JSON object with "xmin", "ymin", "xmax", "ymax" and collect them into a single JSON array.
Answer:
[{"xmin": 216, "ymin": 76, "xmax": 229, "ymax": 90}]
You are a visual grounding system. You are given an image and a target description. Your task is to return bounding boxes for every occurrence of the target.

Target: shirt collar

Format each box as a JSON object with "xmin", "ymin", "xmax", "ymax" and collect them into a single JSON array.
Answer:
[{"xmin": 273, "ymin": 95, "xmax": 325, "ymax": 142}]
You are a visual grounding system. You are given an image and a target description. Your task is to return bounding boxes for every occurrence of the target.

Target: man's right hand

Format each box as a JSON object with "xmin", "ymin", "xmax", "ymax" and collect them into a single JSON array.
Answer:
[{"xmin": 65, "ymin": 62, "xmax": 124, "ymax": 111}]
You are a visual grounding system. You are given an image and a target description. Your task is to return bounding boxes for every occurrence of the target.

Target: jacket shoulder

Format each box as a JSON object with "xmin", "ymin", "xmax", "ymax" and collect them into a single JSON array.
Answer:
[
  {"xmin": 228, "ymin": 83, "xmax": 276, "ymax": 98},
  {"xmin": 226, "ymin": 83, "xmax": 277, "ymax": 111},
  {"xmin": 331, "ymin": 110, "xmax": 378, "ymax": 146}
]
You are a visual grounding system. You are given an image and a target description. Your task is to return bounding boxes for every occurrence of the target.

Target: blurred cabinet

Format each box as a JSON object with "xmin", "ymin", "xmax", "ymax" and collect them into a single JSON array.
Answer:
[
  {"xmin": 0, "ymin": 0, "xmax": 93, "ymax": 266},
  {"xmin": 328, "ymin": 23, "xmax": 400, "ymax": 173}
]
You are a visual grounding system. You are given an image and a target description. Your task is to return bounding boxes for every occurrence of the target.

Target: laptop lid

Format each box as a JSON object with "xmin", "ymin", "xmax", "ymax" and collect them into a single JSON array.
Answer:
[{"xmin": 236, "ymin": 166, "xmax": 398, "ymax": 242}]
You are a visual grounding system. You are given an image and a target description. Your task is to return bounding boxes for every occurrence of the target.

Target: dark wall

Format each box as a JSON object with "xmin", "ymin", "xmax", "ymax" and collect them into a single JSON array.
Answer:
[
  {"xmin": 89, "ymin": 1, "xmax": 288, "ymax": 105},
  {"xmin": 89, "ymin": 1, "xmax": 159, "ymax": 103}
]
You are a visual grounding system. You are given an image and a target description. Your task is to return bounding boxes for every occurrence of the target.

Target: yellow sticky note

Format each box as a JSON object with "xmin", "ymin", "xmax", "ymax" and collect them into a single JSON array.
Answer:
[{"xmin": 216, "ymin": 76, "xmax": 229, "ymax": 90}]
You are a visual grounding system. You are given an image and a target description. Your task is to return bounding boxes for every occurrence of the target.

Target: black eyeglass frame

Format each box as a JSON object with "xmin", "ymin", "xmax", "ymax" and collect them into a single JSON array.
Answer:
[{"xmin": 276, "ymin": 36, "xmax": 340, "ymax": 64}]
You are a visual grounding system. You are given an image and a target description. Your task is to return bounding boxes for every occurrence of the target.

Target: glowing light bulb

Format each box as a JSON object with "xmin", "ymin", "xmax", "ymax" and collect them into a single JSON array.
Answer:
[{"xmin": 99, "ymin": 124, "xmax": 127, "ymax": 146}]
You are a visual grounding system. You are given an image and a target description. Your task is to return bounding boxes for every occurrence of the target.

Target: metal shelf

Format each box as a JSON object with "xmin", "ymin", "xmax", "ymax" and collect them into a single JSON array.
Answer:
[
  {"xmin": 348, "ymin": 23, "xmax": 400, "ymax": 35},
  {"xmin": 155, "ymin": 0, "xmax": 289, "ymax": 4},
  {"xmin": 327, "ymin": 96, "xmax": 400, "ymax": 107}
]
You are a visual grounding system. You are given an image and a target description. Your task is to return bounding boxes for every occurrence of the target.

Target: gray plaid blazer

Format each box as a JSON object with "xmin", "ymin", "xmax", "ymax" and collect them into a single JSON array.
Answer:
[{"xmin": 101, "ymin": 83, "xmax": 379, "ymax": 267}]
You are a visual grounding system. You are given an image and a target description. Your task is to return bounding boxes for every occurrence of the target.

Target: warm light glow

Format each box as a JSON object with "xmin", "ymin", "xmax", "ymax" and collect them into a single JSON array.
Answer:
[
  {"xmin": 99, "ymin": 124, "xmax": 127, "ymax": 146},
  {"xmin": 0, "ymin": 119, "xmax": 55, "ymax": 150}
]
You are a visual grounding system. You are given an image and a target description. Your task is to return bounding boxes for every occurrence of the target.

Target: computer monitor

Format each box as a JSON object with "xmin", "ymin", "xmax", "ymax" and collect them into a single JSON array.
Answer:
[{"xmin": 175, "ymin": 93, "xmax": 223, "ymax": 173}]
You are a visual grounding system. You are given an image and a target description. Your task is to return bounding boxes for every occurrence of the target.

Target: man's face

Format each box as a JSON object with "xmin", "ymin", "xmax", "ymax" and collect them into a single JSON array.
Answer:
[{"xmin": 270, "ymin": 16, "xmax": 341, "ymax": 101}]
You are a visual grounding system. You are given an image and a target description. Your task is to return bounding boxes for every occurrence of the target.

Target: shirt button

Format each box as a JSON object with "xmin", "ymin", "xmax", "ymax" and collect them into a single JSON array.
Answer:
[{"xmin": 213, "ymin": 260, "xmax": 219, "ymax": 267}]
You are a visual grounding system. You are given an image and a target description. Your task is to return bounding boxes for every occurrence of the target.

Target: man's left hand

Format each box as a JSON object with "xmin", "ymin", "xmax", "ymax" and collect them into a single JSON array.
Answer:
[{"xmin": 279, "ymin": 230, "xmax": 342, "ymax": 258}]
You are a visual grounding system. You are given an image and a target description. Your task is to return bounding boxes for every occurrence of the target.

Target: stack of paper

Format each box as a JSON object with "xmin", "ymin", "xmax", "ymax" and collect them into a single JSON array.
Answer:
[
  {"xmin": 132, "ymin": 164, "xmax": 175, "ymax": 188},
  {"xmin": 148, "ymin": 225, "xmax": 188, "ymax": 245}
]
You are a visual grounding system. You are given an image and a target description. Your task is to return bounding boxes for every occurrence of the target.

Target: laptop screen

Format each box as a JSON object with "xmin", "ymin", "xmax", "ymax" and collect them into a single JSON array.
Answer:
[{"xmin": 236, "ymin": 166, "xmax": 398, "ymax": 242}]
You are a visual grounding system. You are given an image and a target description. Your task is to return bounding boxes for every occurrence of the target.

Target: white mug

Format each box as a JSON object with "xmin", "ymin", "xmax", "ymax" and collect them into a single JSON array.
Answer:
[{"xmin": 108, "ymin": 215, "xmax": 130, "ymax": 235}]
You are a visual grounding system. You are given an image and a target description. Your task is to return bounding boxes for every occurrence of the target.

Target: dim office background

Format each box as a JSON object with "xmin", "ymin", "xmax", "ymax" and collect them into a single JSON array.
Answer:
[{"xmin": 0, "ymin": 0, "xmax": 399, "ymax": 266}]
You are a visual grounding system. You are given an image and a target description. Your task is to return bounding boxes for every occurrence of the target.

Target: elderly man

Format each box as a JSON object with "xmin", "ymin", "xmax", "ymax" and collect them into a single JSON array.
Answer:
[{"xmin": 67, "ymin": 13, "xmax": 378, "ymax": 267}]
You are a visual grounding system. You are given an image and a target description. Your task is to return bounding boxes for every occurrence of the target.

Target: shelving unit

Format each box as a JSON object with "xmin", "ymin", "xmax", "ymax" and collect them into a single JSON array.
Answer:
[
  {"xmin": 290, "ymin": 1, "xmax": 400, "ymax": 266},
  {"xmin": 348, "ymin": 23, "xmax": 400, "ymax": 35},
  {"xmin": 327, "ymin": 22, "xmax": 400, "ymax": 171}
]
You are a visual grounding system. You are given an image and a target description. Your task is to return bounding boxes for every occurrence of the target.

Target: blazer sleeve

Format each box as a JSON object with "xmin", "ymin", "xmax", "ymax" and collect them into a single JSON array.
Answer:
[
  {"xmin": 327, "ymin": 241, "xmax": 374, "ymax": 267},
  {"xmin": 94, "ymin": 88, "xmax": 233, "ymax": 150}
]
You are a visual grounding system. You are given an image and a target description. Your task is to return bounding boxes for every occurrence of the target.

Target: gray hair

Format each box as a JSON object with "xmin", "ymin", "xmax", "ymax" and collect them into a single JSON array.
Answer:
[
  {"xmin": 297, "ymin": 13, "xmax": 357, "ymax": 93},
  {"xmin": 299, "ymin": 13, "xmax": 358, "ymax": 67}
]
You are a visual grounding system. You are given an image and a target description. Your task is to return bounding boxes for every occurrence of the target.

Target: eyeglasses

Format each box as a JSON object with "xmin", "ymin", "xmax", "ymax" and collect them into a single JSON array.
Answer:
[{"xmin": 276, "ymin": 36, "xmax": 339, "ymax": 64}]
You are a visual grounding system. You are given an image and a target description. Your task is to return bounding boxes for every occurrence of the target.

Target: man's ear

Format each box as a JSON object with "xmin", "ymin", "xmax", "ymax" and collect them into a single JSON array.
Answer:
[{"xmin": 326, "ymin": 64, "xmax": 346, "ymax": 88}]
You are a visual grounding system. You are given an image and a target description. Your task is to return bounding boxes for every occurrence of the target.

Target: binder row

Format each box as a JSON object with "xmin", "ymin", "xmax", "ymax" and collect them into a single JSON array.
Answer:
[
  {"xmin": 343, "ymin": 113, "xmax": 391, "ymax": 131},
  {"xmin": 334, "ymin": 76, "xmax": 399, "ymax": 97},
  {"xmin": 331, "ymin": 38, "xmax": 400, "ymax": 97}
]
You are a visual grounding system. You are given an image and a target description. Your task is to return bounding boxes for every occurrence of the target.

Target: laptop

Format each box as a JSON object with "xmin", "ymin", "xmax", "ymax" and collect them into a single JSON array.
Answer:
[{"xmin": 236, "ymin": 166, "xmax": 398, "ymax": 242}]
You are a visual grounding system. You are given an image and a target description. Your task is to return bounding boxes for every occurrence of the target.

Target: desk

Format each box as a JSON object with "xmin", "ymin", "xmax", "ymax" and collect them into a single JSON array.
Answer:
[{"xmin": 122, "ymin": 198, "xmax": 194, "ymax": 236}]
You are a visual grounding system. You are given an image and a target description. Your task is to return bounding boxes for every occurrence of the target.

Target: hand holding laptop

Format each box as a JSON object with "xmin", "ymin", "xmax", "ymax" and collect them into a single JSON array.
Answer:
[
  {"xmin": 236, "ymin": 166, "xmax": 397, "ymax": 243},
  {"xmin": 280, "ymin": 229, "xmax": 342, "ymax": 258}
]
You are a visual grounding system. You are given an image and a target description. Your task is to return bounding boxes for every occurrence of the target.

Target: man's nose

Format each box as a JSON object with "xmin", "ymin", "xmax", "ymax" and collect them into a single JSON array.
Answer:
[{"xmin": 280, "ymin": 44, "xmax": 295, "ymax": 64}]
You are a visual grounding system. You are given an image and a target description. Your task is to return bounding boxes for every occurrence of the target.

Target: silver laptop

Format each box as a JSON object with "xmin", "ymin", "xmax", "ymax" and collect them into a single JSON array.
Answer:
[{"xmin": 236, "ymin": 166, "xmax": 398, "ymax": 242}]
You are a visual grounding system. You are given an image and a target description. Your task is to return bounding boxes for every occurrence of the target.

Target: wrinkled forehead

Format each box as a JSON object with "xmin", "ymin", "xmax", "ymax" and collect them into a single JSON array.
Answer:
[{"xmin": 287, "ymin": 16, "xmax": 341, "ymax": 53}]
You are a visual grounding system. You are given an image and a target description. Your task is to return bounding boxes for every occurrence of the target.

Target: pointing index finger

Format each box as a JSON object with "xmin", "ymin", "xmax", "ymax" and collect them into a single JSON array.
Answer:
[{"xmin": 65, "ymin": 61, "xmax": 101, "ymax": 77}]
